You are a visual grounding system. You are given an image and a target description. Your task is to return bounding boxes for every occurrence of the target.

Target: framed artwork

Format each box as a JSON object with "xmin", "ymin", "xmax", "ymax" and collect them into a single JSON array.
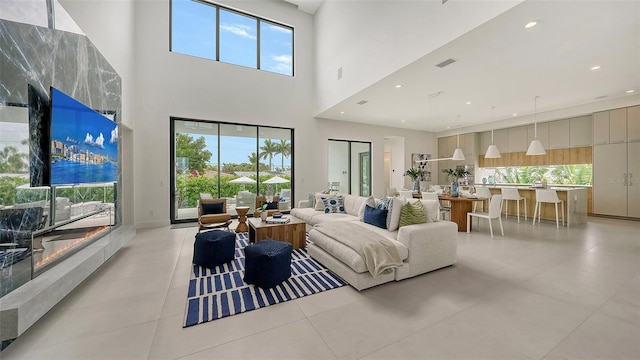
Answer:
[{"xmin": 411, "ymin": 153, "xmax": 431, "ymax": 181}]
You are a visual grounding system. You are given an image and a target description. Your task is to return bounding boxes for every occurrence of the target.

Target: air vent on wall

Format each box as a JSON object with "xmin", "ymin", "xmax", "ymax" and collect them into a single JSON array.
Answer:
[
  {"xmin": 357, "ymin": 100, "xmax": 368, "ymax": 105},
  {"xmin": 436, "ymin": 58, "xmax": 456, "ymax": 68}
]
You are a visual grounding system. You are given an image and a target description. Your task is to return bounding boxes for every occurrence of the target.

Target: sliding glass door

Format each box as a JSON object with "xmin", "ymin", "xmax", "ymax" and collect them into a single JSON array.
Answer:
[
  {"xmin": 328, "ymin": 139, "xmax": 371, "ymax": 196},
  {"xmin": 170, "ymin": 119, "xmax": 293, "ymax": 223}
]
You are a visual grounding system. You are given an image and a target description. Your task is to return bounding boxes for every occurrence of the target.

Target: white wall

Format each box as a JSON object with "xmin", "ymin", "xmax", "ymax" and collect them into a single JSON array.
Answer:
[
  {"xmin": 59, "ymin": 0, "xmax": 438, "ymax": 227},
  {"xmin": 313, "ymin": 0, "xmax": 522, "ymax": 115}
]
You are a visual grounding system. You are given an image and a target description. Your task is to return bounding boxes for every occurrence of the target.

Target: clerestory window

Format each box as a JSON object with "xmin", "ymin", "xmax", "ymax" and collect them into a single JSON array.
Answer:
[{"xmin": 171, "ymin": 0, "xmax": 294, "ymax": 76}]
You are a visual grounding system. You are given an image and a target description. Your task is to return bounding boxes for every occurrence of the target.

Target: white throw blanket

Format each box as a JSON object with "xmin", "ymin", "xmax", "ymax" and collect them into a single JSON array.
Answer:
[{"xmin": 313, "ymin": 222, "xmax": 403, "ymax": 277}]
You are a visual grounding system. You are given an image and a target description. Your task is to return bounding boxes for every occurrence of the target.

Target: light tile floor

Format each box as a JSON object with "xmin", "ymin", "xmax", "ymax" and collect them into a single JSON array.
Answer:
[{"xmin": 2, "ymin": 216, "xmax": 639, "ymax": 359}]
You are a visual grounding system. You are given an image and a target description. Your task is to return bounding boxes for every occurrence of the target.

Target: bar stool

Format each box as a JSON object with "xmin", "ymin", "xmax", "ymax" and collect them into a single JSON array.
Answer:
[
  {"xmin": 533, "ymin": 189, "xmax": 564, "ymax": 228},
  {"xmin": 501, "ymin": 188, "xmax": 527, "ymax": 222}
]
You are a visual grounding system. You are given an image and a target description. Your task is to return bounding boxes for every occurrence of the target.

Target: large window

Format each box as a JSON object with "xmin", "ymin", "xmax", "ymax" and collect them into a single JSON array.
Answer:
[
  {"xmin": 171, "ymin": 119, "xmax": 293, "ymax": 223},
  {"xmin": 171, "ymin": 0, "xmax": 294, "ymax": 76}
]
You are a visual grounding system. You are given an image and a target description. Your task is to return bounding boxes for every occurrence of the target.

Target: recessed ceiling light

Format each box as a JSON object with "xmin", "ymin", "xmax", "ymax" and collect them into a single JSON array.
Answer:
[
  {"xmin": 340, "ymin": 111, "xmax": 345, "ymax": 114},
  {"xmin": 525, "ymin": 21, "xmax": 538, "ymax": 28},
  {"xmin": 591, "ymin": 65, "xmax": 601, "ymax": 71},
  {"xmin": 466, "ymin": 101, "xmax": 471, "ymax": 105},
  {"xmin": 401, "ymin": 120, "xmax": 406, "ymax": 123},
  {"xmin": 512, "ymin": 113, "xmax": 518, "ymax": 116},
  {"xmin": 626, "ymin": 89, "xmax": 635, "ymax": 94},
  {"xmin": 395, "ymin": 84, "xmax": 402, "ymax": 88},
  {"xmin": 446, "ymin": 126, "xmax": 451, "ymax": 129}
]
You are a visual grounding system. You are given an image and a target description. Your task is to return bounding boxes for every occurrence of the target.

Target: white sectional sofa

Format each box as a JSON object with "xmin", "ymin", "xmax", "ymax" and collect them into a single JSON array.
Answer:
[{"xmin": 291, "ymin": 194, "xmax": 458, "ymax": 290}]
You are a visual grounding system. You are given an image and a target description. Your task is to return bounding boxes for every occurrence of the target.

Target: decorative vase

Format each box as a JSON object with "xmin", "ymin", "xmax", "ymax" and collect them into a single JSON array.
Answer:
[
  {"xmin": 451, "ymin": 180, "xmax": 459, "ymax": 197},
  {"xmin": 413, "ymin": 180, "xmax": 421, "ymax": 193},
  {"xmin": 261, "ymin": 211, "xmax": 268, "ymax": 222}
]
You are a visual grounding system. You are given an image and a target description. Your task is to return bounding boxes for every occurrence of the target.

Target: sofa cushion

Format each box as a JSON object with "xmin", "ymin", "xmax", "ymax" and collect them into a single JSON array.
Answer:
[
  {"xmin": 363, "ymin": 205, "xmax": 388, "ymax": 229},
  {"xmin": 290, "ymin": 207, "xmax": 319, "ymax": 223},
  {"xmin": 343, "ymin": 194, "xmax": 366, "ymax": 217},
  {"xmin": 309, "ymin": 213, "xmax": 356, "ymax": 225},
  {"xmin": 321, "ymin": 195, "xmax": 345, "ymax": 213},
  {"xmin": 310, "ymin": 224, "xmax": 407, "ymax": 274},
  {"xmin": 399, "ymin": 200, "xmax": 427, "ymax": 228},
  {"xmin": 420, "ymin": 200, "xmax": 440, "ymax": 222}
]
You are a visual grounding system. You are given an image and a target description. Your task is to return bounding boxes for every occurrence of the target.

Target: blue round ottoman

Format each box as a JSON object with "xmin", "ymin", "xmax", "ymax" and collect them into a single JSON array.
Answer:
[
  {"xmin": 192, "ymin": 230, "xmax": 236, "ymax": 268},
  {"xmin": 244, "ymin": 239, "xmax": 292, "ymax": 288}
]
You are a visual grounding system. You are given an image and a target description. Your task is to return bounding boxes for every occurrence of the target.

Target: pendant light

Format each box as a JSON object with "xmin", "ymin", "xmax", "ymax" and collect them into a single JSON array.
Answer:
[
  {"xmin": 452, "ymin": 118, "xmax": 465, "ymax": 161},
  {"xmin": 484, "ymin": 106, "xmax": 501, "ymax": 158},
  {"xmin": 526, "ymin": 96, "xmax": 546, "ymax": 156}
]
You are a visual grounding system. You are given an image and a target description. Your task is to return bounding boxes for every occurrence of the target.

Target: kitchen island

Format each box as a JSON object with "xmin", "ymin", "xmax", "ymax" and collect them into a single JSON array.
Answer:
[{"xmin": 474, "ymin": 185, "xmax": 589, "ymax": 227}]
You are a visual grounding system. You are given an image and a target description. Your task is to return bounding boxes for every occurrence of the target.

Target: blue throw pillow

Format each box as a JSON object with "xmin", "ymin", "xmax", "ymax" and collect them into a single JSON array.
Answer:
[
  {"xmin": 364, "ymin": 205, "xmax": 388, "ymax": 229},
  {"xmin": 201, "ymin": 202, "xmax": 224, "ymax": 215},
  {"xmin": 265, "ymin": 202, "xmax": 278, "ymax": 210}
]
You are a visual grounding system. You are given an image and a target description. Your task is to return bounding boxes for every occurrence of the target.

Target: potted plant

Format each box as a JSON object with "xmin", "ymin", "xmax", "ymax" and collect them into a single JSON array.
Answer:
[
  {"xmin": 442, "ymin": 168, "xmax": 471, "ymax": 197},
  {"xmin": 404, "ymin": 168, "xmax": 424, "ymax": 193}
]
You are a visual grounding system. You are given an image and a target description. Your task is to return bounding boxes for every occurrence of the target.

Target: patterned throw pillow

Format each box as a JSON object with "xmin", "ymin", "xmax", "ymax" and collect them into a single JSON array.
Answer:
[
  {"xmin": 322, "ymin": 195, "xmax": 345, "ymax": 214},
  {"xmin": 399, "ymin": 200, "xmax": 427, "ymax": 227}
]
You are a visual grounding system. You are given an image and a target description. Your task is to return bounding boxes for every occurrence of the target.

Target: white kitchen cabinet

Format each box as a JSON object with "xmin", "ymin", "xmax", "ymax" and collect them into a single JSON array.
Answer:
[
  {"xmin": 527, "ymin": 122, "xmax": 550, "ymax": 149},
  {"xmin": 479, "ymin": 131, "xmax": 492, "ymax": 154},
  {"xmin": 593, "ymin": 141, "xmax": 640, "ymax": 218},
  {"xmin": 593, "ymin": 111, "xmax": 610, "ymax": 145},
  {"xmin": 493, "ymin": 129, "xmax": 508, "ymax": 154},
  {"xmin": 507, "ymin": 126, "xmax": 528, "ymax": 152},
  {"xmin": 627, "ymin": 106, "xmax": 640, "ymax": 142},
  {"xmin": 549, "ymin": 119, "xmax": 571, "ymax": 149},
  {"xmin": 628, "ymin": 141, "xmax": 640, "ymax": 218},
  {"xmin": 569, "ymin": 115, "xmax": 592, "ymax": 147},
  {"xmin": 609, "ymin": 108, "xmax": 627, "ymax": 144},
  {"xmin": 593, "ymin": 143, "xmax": 627, "ymax": 217}
]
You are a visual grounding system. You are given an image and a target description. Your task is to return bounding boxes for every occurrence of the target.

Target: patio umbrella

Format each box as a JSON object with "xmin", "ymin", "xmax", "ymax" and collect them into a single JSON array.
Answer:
[
  {"xmin": 229, "ymin": 176, "xmax": 256, "ymax": 190},
  {"xmin": 263, "ymin": 175, "xmax": 290, "ymax": 193}
]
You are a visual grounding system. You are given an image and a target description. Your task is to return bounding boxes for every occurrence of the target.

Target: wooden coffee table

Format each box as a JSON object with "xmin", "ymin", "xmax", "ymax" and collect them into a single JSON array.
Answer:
[{"xmin": 248, "ymin": 216, "xmax": 306, "ymax": 249}]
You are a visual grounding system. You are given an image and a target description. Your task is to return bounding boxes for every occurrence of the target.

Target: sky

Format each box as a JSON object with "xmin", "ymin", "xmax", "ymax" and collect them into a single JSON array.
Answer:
[{"xmin": 171, "ymin": 0, "xmax": 292, "ymax": 76}]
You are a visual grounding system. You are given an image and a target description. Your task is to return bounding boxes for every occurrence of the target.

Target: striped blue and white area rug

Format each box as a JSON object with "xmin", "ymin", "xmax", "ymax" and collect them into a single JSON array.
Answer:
[{"xmin": 184, "ymin": 232, "xmax": 347, "ymax": 327}]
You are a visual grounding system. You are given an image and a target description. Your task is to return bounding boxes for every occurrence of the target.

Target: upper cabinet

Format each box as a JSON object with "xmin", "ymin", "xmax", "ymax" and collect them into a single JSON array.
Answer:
[
  {"xmin": 549, "ymin": 119, "xmax": 571, "ymax": 149},
  {"xmin": 527, "ymin": 122, "xmax": 550, "ymax": 150},
  {"xmin": 507, "ymin": 126, "xmax": 528, "ymax": 152},
  {"xmin": 593, "ymin": 107, "xmax": 637, "ymax": 145},
  {"xmin": 438, "ymin": 135, "xmax": 455, "ymax": 158},
  {"xmin": 627, "ymin": 106, "xmax": 640, "ymax": 142},
  {"xmin": 593, "ymin": 111, "xmax": 610, "ymax": 145},
  {"xmin": 609, "ymin": 108, "xmax": 627, "ymax": 144},
  {"xmin": 569, "ymin": 115, "xmax": 592, "ymax": 147}
]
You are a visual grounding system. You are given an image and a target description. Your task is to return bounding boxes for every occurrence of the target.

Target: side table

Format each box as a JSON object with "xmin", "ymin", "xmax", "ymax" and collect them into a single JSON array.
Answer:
[{"xmin": 235, "ymin": 206, "xmax": 250, "ymax": 233}]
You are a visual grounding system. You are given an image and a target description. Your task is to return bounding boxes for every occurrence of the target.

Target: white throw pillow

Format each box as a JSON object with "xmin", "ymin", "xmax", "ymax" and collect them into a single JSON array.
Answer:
[
  {"xmin": 387, "ymin": 196, "xmax": 406, "ymax": 231},
  {"xmin": 358, "ymin": 196, "xmax": 377, "ymax": 221},
  {"xmin": 420, "ymin": 200, "xmax": 440, "ymax": 223}
]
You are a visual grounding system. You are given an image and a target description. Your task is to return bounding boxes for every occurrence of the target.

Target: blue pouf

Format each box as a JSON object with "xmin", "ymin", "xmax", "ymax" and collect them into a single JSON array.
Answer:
[
  {"xmin": 244, "ymin": 239, "xmax": 292, "ymax": 288},
  {"xmin": 192, "ymin": 230, "xmax": 236, "ymax": 268}
]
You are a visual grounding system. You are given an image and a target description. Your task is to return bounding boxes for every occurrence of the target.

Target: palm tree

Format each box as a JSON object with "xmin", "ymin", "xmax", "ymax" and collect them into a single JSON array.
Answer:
[
  {"xmin": 248, "ymin": 152, "xmax": 259, "ymax": 167},
  {"xmin": 259, "ymin": 139, "xmax": 278, "ymax": 171},
  {"xmin": 275, "ymin": 139, "xmax": 291, "ymax": 171}
]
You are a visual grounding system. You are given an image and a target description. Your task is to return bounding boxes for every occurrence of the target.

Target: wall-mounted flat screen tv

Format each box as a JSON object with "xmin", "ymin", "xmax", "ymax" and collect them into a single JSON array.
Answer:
[{"xmin": 50, "ymin": 87, "xmax": 118, "ymax": 185}]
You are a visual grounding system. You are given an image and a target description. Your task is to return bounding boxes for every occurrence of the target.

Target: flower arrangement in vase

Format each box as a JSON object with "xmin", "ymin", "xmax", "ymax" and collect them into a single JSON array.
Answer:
[
  {"xmin": 404, "ymin": 168, "xmax": 424, "ymax": 193},
  {"xmin": 442, "ymin": 168, "xmax": 471, "ymax": 197}
]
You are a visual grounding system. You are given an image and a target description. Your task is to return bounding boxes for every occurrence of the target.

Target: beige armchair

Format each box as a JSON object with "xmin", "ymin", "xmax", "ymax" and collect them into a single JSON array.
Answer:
[{"xmin": 198, "ymin": 198, "xmax": 232, "ymax": 232}]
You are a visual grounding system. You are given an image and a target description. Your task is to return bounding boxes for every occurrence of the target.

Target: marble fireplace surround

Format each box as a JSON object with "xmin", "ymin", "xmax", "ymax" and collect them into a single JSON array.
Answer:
[{"xmin": 0, "ymin": 19, "xmax": 133, "ymax": 345}]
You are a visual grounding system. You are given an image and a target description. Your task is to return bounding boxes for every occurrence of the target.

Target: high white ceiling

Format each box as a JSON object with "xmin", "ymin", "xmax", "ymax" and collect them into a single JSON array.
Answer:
[{"xmin": 314, "ymin": 1, "xmax": 640, "ymax": 133}]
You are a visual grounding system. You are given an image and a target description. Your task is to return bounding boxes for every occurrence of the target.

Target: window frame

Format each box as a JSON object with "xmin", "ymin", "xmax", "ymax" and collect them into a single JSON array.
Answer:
[{"xmin": 170, "ymin": 0, "xmax": 294, "ymax": 76}]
